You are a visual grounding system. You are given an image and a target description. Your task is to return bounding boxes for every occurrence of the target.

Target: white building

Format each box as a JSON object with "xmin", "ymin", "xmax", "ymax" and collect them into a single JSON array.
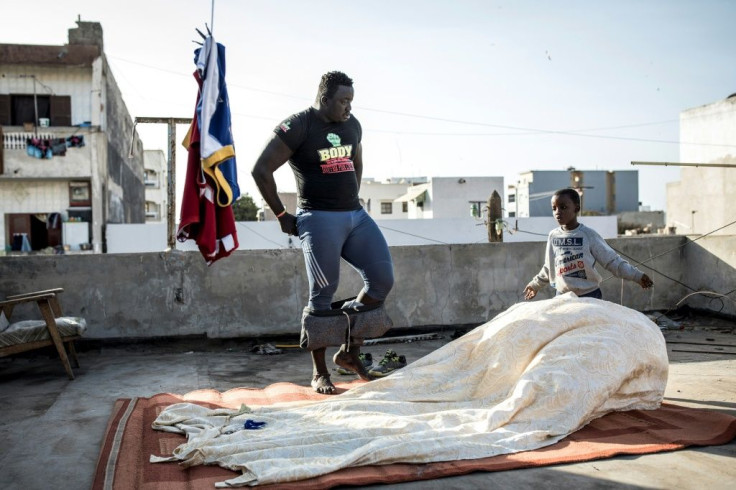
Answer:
[
  {"xmin": 359, "ymin": 177, "xmax": 427, "ymax": 219},
  {"xmin": 361, "ymin": 176, "xmax": 504, "ymax": 221},
  {"xmin": 0, "ymin": 20, "xmax": 145, "ymax": 254},
  {"xmin": 144, "ymin": 150, "xmax": 166, "ymax": 222},
  {"xmin": 256, "ymin": 176, "xmax": 505, "ymax": 223},
  {"xmin": 667, "ymin": 94, "xmax": 736, "ymax": 236}
]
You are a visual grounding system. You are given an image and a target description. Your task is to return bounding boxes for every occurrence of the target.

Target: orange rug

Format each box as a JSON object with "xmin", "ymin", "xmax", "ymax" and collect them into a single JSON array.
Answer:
[{"xmin": 92, "ymin": 381, "xmax": 736, "ymax": 489}]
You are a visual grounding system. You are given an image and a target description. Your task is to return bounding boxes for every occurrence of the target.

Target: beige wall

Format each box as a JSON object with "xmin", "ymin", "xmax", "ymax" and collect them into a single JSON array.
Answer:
[
  {"xmin": 0, "ymin": 65, "xmax": 95, "ymax": 125},
  {"xmin": 667, "ymin": 97, "xmax": 736, "ymax": 236}
]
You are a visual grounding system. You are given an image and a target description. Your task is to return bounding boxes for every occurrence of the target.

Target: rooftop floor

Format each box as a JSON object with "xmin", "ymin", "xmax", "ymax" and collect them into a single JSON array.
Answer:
[{"xmin": 1, "ymin": 312, "xmax": 735, "ymax": 489}]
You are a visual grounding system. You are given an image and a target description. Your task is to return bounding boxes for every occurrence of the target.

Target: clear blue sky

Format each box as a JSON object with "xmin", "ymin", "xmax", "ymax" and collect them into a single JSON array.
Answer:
[{"xmin": 3, "ymin": 0, "xmax": 734, "ymax": 212}]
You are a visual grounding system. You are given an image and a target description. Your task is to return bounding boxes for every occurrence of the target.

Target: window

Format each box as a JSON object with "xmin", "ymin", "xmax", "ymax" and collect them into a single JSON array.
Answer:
[
  {"xmin": 12, "ymin": 95, "xmax": 49, "ymax": 126},
  {"xmin": 402, "ymin": 202, "xmax": 408, "ymax": 213},
  {"xmin": 69, "ymin": 181, "xmax": 91, "ymax": 207},
  {"xmin": 145, "ymin": 201, "xmax": 160, "ymax": 219},
  {"xmin": 469, "ymin": 201, "xmax": 483, "ymax": 218},
  {"xmin": 144, "ymin": 170, "xmax": 159, "ymax": 187},
  {"xmin": 508, "ymin": 194, "xmax": 516, "ymax": 203},
  {"xmin": 0, "ymin": 94, "xmax": 72, "ymax": 126},
  {"xmin": 380, "ymin": 202, "xmax": 393, "ymax": 214}
]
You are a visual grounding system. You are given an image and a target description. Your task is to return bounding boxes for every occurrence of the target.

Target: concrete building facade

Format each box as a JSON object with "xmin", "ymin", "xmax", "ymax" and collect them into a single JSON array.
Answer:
[
  {"xmin": 0, "ymin": 20, "xmax": 145, "ymax": 253},
  {"xmin": 509, "ymin": 169, "xmax": 640, "ymax": 218},
  {"xmin": 143, "ymin": 150, "xmax": 166, "ymax": 222},
  {"xmin": 666, "ymin": 94, "xmax": 736, "ymax": 236}
]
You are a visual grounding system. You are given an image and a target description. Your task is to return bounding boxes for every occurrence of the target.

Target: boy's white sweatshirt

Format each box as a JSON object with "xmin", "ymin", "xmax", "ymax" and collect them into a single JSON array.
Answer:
[{"xmin": 526, "ymin": 223, "xmax": 644, "ymax": 296}]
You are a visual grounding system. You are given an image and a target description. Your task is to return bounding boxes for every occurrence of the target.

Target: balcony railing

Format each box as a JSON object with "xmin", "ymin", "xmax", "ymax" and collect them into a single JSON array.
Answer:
[{"xmin": 3, "ymin": 131, "xmax": 57, "ymax": 150}]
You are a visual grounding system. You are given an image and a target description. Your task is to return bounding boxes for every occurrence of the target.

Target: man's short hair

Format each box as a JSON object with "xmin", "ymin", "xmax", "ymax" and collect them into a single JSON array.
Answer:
[
  {"xmin": 554, "ymin": 188, "xmax": 581, "ymax": 206},
  {"xmin": 317, "ymin": 71, "xmax": 354, "ymax": 101}
]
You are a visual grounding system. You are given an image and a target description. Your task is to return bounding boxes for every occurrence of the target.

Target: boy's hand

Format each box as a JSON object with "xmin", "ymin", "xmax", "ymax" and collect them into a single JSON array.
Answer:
[
  {"xmin": 523, "ymin": 286, "xmax": 537, "ymax": 300},
  {"xmin": 639, "ymin": 274, "xmax": 653, "ymax": 289}
]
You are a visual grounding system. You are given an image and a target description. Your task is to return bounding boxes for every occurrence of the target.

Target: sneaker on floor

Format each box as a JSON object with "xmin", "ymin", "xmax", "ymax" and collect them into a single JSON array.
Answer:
[
  {"xmin": 368, "ymin": 350, "xmax": 407, "ymax": 377},
  {"xmin": 336, "ymin": 352, "xmax": 373, "ymax": 375}
]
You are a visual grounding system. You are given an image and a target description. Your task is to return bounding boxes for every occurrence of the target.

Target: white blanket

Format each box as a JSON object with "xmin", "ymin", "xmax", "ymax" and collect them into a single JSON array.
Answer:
[{"xmin": 151, "ymin": 294, "xmax": 668, "ymax": 487}]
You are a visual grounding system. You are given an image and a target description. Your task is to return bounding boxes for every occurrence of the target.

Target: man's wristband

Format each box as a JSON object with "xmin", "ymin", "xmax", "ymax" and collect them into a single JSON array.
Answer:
[{"xmin": 276, "ymin": 209, "xmax": 287, "ymax": 218}]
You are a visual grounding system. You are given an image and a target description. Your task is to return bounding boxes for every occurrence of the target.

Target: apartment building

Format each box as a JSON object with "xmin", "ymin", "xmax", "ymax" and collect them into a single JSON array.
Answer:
[
  {"xmin": 143, "ymin": 150, "xmax": 167, "ymax": 222},
  {"xmin": 508, "ymin": 169, "xmax": 639, "ymax": 218},
  {"xmin": 667, "ymin": 94, "xmax": 736, "ymax": 236},
  {"xmin": 0, "ymin": 19, "xmax": 145, "ymax": 253}
]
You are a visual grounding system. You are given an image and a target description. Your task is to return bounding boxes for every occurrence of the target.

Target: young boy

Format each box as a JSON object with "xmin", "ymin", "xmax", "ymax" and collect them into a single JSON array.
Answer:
[{"xmin": 524, "ymin": 188, "xmax": 653, "ymax": 300}]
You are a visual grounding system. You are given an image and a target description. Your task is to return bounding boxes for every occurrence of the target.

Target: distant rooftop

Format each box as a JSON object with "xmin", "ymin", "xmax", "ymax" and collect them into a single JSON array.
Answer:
[{"xmin": 0, "ymin": 19, "xmax": 102, "ymax": 66}]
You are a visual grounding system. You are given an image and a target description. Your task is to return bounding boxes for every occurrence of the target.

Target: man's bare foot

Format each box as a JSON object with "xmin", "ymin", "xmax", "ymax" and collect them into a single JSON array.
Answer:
[
  {"xmin": 311, "ymin": 373, "xmax": 336, "ymax": 394},
  {"xmin": 334, "ymin": 349, "xmax": 375, "ymax": 381}
]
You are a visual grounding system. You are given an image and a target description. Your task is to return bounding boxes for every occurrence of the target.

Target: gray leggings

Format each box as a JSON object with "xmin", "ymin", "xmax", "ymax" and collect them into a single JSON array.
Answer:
[{"xmin": 296, "ymin": 208, "xmax": 394, "ymax": 310}]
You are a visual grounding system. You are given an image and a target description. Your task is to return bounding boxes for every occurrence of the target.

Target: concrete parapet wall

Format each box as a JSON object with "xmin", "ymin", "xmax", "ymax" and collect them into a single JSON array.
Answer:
[
  {"xmin": 680, "ymin": 236, "xmax": 736, "ymax": 314},
  {"xmin": 1, "ymin": 235, "xmax": 733, "ymax": 339}
]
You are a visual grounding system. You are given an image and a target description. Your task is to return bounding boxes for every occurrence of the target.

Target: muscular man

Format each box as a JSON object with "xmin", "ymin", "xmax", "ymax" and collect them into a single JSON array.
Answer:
[{"xmin": 252, "ymin": 71, "xmax": 394, "ymax": 394}]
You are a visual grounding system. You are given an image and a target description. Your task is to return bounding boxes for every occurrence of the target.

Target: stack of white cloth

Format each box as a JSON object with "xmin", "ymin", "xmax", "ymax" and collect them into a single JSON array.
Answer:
[{"xmin": 151, "ymin": 293, "xmax": 668, "ymax": 487}]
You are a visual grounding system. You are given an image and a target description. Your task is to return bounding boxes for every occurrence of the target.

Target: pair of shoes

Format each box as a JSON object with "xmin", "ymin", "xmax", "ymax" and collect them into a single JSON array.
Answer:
[
  {"xmin": 368, "ymin": 349, "xmax": 407, "ymax": 377},
  {"xmin": 336, "ymin": 352, "xmax": 374, "ymax": 375}
]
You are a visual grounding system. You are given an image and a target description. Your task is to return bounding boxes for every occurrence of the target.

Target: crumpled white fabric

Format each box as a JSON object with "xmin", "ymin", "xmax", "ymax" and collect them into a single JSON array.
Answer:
[{"xmin": 151, "ymin": 294, "xmax": 668, "ymax": 487}]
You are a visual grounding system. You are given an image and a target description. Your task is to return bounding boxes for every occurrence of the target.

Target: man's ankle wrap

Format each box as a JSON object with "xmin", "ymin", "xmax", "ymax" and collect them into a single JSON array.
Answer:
[{"xmin": 300, "ymin": 302, "xmax": 393, "ymax": 351}]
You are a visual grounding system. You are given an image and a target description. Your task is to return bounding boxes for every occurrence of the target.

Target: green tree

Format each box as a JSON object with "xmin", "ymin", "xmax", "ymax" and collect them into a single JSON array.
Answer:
[{"xmin": 231, "ymin": 193, "xmax": 259, "ymax": 221}]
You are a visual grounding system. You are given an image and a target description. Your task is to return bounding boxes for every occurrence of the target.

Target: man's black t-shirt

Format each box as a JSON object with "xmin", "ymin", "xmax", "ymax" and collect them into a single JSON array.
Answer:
[{"xmin": 274, "ymin": 107, "xmax": 362, "ymax": 211}]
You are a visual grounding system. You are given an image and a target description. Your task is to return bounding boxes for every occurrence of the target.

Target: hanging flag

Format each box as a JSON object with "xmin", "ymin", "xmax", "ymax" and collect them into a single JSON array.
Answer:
[
  {"xmin": 195, "ymin": 35, "xmax": 240, "ymax": 207},
  {"xmin": 177, "ymin": 69, "xmax": 239, "ymax": 266}
]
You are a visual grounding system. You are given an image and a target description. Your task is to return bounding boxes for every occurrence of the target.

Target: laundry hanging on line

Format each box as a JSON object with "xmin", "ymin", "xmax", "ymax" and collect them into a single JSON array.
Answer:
[
  {"xmin": 177, "ymin": 34, "xmax": 239, "ymax": 266},
  {"xmin": 26, "ymin": 135, "xmax": 86, "ymax": 159},
  {"xmin": 195, "ymin": 35, "xmax": 240, "ymax": 207}
]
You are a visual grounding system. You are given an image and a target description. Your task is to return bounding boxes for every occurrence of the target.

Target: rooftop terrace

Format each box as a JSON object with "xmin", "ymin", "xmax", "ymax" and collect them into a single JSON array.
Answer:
[
  {"xmin": 1, "ymin": 310, "xmax": 734, "ymax": 489},
  {"xmin": 0, "ymin": 235, "xmax": 734, "ymax": 488}
]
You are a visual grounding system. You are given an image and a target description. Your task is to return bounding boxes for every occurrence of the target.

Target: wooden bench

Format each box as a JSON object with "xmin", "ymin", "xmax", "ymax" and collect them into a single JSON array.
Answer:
[{"xmin": 0, "ymin": 288, "xmax": 84, "ymax": 380}]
